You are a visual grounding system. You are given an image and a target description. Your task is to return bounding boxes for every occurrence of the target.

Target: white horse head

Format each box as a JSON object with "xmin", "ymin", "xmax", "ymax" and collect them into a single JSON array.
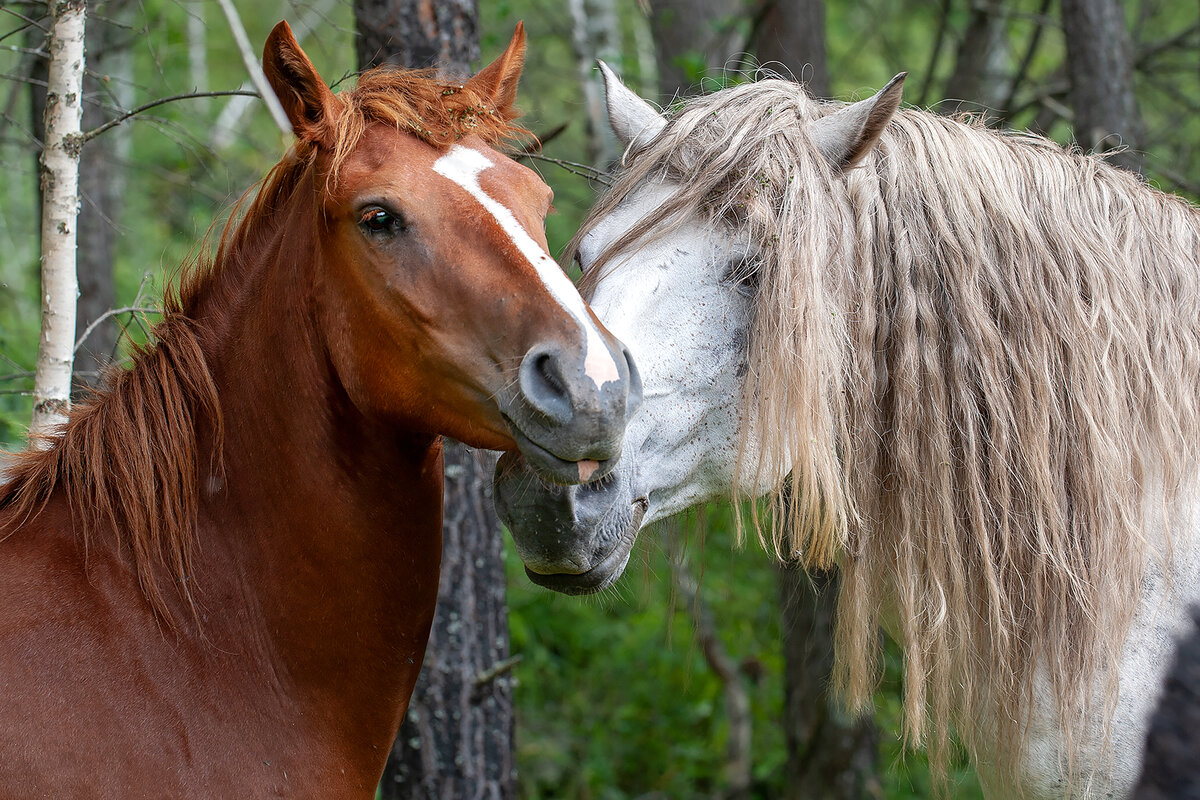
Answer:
[{"xmin": 495, "ymin": 64, "xmax": 1200, "ymax": 798}]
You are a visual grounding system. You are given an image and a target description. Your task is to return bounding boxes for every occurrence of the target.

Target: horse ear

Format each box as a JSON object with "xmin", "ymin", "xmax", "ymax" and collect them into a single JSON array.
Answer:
[
  {"xmin": 598, "ymin": 60, "xmax": 666, "ymax": 149},
  {"xmin": 262, "ymin": 20, "xmax": 340, "ymax": 145},
  {"xmin": 810, "ymin": 72, "xmax": 906, "ymax": 171},
  {"xmin": 464, "ymin": 22, "xmax": 526, "ymax": 119}
]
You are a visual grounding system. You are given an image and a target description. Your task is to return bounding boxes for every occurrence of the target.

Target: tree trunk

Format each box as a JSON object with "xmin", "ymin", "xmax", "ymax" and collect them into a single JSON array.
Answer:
[
  {"xmin": 31, "ymin": 0, "xmax": 87, "ymax": 435},
  {"xmin": 381, "ymin": 444, "xmax": 516, "ymax": 800},
  {"xmin": 74, "ymin": 1, "xmax": 135, "ymax": 388},
  {"xmin": 567, "ymin": 0, "xmax": 622, "ymax": 167},
  {"xmin": 942, "ymin": 0, "xmax": 1010, "ymax": 117},
  {"xmin": 647, "ymin": 0, "xmax": 743, "ymax": 100},
  {"xmin": 750, "ymin": 0, "xmax": 829, "ymax": 97},
  {"xmin": 1060, "ymin": 0, "xmax": 1144, "ymax": 173},
  {"xmin": 745, "ymin": 13, "xmax": 882, "ymax": 793},
  {"xmin": 355, "ymin": 0, "xmax": 478, "ymax": 73},
  {"xmin": 779, "ymin": 567, "xmax": 880, "ymax": 799},
  {"xmin": 352, "ymin": 4, "xmax": 515, "ymax": 798}
]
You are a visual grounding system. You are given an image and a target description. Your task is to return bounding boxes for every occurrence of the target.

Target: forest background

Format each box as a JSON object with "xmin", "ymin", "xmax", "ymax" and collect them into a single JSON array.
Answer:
[{"xmin": 0, "ymin": 0, "xmax": 1197, "ymax": 798}]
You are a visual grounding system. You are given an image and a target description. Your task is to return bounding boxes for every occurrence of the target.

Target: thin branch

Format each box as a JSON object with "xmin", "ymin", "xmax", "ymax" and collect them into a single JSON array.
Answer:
[
  {"xmin": 213, "ymin": 0, "xmax": 291, "ymax": 135},
  {"xmin": 75, "ymin": 306, "xmax": 160, "ymax": 354},
  {"xmin": 1151, "ymin": 163, "xmax": 1200, "ymax": 198},
  {"xmin": 513, "ymin": 152, "xmax": 613, "ymax": 185},
  {"xmin": 81, "ymin": 89, "xmax": 257, "ymax": 142},
  {"xmin": 0, "ymin": 371, "xmax": 33, "ymax": 383}
]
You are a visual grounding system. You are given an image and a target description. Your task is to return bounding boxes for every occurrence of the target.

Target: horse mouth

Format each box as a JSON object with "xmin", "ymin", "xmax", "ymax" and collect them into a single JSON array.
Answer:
[
  {"xmin": 503, "ymin": 416, "xmax": 615, "ymax": 486},
  {"xmin": 523, "ymin": 498, "xmax": 648, "ymax": 595}
]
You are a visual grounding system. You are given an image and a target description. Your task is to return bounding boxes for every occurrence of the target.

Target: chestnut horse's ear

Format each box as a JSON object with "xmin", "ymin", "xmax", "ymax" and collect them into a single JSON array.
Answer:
[
  {"xmin": 810, "ymin": 72, "xmax": 906, "ymax": 171},
  {"xmin": 262, "ymin": 20, "xmax": 340, "ymax": 146},
  {"xmin": 464, "ymin": 22, "xmax": 526, "ymax": 119}
]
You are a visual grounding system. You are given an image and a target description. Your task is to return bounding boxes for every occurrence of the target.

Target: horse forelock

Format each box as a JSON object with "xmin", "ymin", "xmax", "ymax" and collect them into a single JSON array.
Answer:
[
  {"xmin": 579, "ymin": 78, "xmax": 1200, "ymax": 789},
  {"xmin": 0, "ymin": 65, "xmax": 526, "ymax": 625}
]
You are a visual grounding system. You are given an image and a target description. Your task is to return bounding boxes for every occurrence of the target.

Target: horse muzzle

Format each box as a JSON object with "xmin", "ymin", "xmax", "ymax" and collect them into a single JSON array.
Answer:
[
  {"xmin": 498, "ymin": 338, "xmax": 641, "ymax": 486},
  {"xmin": 493, "ymin": 451, "xmax": 646, "ymax": 594}
]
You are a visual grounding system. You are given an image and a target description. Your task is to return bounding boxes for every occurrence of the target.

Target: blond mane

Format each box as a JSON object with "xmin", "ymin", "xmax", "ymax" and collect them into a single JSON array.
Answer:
[{"xmin": 575, "ymin": 79, "xmax": 1200, "ymax": 787}]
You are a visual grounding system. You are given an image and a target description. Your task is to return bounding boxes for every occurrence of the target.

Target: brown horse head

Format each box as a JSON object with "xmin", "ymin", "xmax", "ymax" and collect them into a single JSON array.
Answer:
[{"xmin": 261, "ymin": 22, "xmax": 639, "ymax": 484}]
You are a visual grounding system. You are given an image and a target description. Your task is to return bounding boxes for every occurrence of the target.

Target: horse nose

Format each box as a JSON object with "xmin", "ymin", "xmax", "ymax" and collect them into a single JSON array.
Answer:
[
  {"xmin": 516, "ymin": 340, "xmax": 631, "ymax": 458},
  {"xmin": 518, "ymin": 344, "xmax": 574, "ymax": 424}
]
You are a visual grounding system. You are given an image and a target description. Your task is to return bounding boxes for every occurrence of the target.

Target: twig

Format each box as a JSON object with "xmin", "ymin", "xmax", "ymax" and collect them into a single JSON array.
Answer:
[
  {"xmin": 0, "ymin": 371, "xmax": 33, "ymax": 382},
  {"xmin": 513, "ymin": 152, "xmax": 613, "ymax": 185},
  {"xmin": 74, "ymin": 306, "xmax": 159, "ymax": 353},
  {"xmin": 213, "ymin": 0, "xmax": 291, "ymax": 135},
  {"xmin": 81, "ymin": 89, "xmax": 257, "ymax": 142},
  {"xmin": 473, "ymin": 655, "xmax": 522, "ymax": 687}
]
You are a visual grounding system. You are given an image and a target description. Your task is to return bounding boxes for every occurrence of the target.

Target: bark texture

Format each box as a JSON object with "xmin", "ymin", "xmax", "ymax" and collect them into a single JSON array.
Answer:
[
  {"xmin": 355, "ymin": 0, "xmax": 478, "ymax": 76},
  {"xmin": 1060, "ymin": 0, "xmax": 1144, "ymax": 173},
  {"xmin": 942, "ymin": 0, "xmax": 1010, "ymax": 116},
  {"xmin": 352, "ymin": 5, "xmax": 515, "ymax": 798},
  {"xmin": 779, "ymin": 567, "xmax": 880, "ymax": 799},
  {"xmin": 647, "ymin": 0, "xmax": 743, "ymax": 100},
  {"xmin": 32, "ymin": 0, "xmax": 87, "ymax": 435},
  {"xmin": 381, "ymin": 444, "xmax": 516, "ymax": 800},
  {"xmin": 751, "ymin": 0, "xmax": 829, "ymax": 96},
  {"xmin": 74, "ymin": 1, "xmax": 135, "ymax": 387}
]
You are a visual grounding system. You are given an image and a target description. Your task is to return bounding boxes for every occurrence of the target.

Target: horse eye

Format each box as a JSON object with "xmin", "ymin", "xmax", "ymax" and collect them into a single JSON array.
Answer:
[
  {"xmin": 722, "ymin": 257, "xmax": 759, "ymax": 296},
  {"xmin": 358, "ymin": 206, "xmax": 406, "ymax": 236}
]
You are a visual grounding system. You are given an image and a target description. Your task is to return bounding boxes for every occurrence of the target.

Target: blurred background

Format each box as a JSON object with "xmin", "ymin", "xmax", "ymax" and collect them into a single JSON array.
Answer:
[{"xmin": 1, "ymin": 1, "xmax": 1196, "ymax": 797}]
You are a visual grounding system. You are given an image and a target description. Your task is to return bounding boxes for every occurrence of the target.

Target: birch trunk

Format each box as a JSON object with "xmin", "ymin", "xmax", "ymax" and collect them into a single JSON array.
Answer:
[
  {"xmin": 31, "ymin": 0, "xmax": 87, "ymax": 436},
  {"xmin": 566, "ymin": 0, "xmax": 622, "ymax": 167}
]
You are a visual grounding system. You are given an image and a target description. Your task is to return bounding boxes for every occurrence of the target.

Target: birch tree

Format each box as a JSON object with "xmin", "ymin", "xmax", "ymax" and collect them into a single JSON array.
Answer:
[{"xmin": 31, "ymin": 0, "xmax": 87, "ymax": 436}]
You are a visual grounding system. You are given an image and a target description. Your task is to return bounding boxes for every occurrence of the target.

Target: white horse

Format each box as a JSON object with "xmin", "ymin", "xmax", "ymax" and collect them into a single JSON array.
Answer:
[{"xmin": 495, "ymin": 64, "xmax": 1200, "ymax": 798}]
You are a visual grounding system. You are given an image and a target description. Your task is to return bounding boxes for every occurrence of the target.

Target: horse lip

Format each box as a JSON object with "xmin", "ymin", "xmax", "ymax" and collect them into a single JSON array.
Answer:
[
  {"xmin": 524, "ymin": 498, "xmax": 648, "ymax": 596},
  {"xmin": 502, "ymin": 414, "xmax": 613, "ymax": 486}
]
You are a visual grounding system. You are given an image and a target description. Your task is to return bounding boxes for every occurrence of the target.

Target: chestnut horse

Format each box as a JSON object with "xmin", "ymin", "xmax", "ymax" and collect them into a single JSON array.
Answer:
[{"xmin": 0, "ymin": 22, "xmax": 636, "ymax": 799}]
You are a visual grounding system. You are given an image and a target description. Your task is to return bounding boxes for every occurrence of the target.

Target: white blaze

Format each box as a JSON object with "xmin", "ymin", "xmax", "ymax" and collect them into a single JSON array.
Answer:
[{"xmin": 432, "ymin": 145, "xmax": 620, "ymax": 386}]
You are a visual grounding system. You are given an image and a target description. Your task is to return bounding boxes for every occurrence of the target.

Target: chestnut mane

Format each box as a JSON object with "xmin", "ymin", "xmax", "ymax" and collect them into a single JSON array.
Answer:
[{"xmin": 0, "ymin": 63, "xmax": 528, "ymax": 621}]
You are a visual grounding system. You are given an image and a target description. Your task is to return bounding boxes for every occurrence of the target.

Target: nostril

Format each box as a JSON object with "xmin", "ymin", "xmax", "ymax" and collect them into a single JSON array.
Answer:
[
  {"xmin": 519, "ymin": 345, "xmax": 574, "ymax": 424},
  {"xmin": 621, "ymin": 345, "xmax": 643, "ymax": 418}
]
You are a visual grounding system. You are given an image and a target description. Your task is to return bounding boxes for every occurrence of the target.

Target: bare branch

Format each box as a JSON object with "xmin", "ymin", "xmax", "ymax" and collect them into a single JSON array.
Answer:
[
  {"xmin": 513, "ymin": 151, "xmax": 613, "ymax": 185},
  {"xmin": 80, "ymin": 89, "xmax": 257, "ymax": 143},
  {"xmin": 213, "ymin": 0, "xmax": 290, "ymax": 135},
  {"xmin": 75, "ymin": 306, "xmax": 160, "ymax": 354}
]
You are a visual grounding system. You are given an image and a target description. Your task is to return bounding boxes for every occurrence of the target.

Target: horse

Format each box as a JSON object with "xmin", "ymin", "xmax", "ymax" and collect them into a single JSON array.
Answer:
[
  {"xmin": 494, "ymin": 63, "xmax": 1200, "ymax": 798},
  {"xmin": 0, "ymin": 22, "xmax": 637, "ymax": 799}
]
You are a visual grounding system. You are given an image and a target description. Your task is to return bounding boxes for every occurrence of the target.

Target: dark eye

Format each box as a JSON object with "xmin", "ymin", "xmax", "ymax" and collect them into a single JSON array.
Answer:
[
  {"xmin": 358, "ymin": 206, "xmax": 406, "ymax": 237},
  {"xmin": 722, "ymin": 256, "xmax": 759, "ymax": 297}
]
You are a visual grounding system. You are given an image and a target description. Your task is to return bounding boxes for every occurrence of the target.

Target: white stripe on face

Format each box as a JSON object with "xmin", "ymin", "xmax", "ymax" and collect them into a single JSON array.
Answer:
[{"xmin": 431, "ymin": 145, "xmax": 620, "ymax": 387}]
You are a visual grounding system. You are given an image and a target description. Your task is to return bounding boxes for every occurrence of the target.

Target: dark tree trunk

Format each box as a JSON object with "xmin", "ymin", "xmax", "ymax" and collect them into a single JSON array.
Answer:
[
  {"xmin": 353, "ymin": 5, "xmax": 515, "ymax": 798},
  {"xmin": 747, "ymin": 12, "xmax": 882, "ymax": 793},
  {"xmin": 750, "ymin": 0, "xmax": 829, "ymax": 97},
  {"xmin": 1060, "ymin": 0, "xmax": 1144, "ymax": 173},
  {"xmin": 355, "ymin": 0, "xmax": 478, "ymax": 75},
  {"xmin": 75, "ymin": 0, "xmax": 134, "ymax": 386},
  {"xmin": 779, "ymin": 567, "xmax": 880, "ymax": 799},
  {"xmin": 380, "ymin": 444, "xmax": 516, "ymax": 800},
  {"xmin": 646, "ymin": 0, "xmax": 743, "ymax": 100},
  {"xmin": 942, "ymin": 0, "xmax": 1010, "ymax": 117}
]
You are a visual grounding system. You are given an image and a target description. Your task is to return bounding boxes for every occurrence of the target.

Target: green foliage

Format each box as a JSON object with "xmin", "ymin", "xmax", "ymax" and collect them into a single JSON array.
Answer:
[{"xmin": 1, "ymin": 1, "xmax": 1197, "ymax": 797}]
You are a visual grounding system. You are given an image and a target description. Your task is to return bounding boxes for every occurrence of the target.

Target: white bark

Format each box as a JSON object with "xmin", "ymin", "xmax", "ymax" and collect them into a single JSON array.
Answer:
[
  {"xmin": 567, "ymin": 0, "xmax": 622, "ymax": 167},
  {"xmin": 187, "ymin": 0, "xmax": 209, "ymax": 113},
  {"xmin": 31, "ymin": 0, "xmax": 87, "ymax": 437},
  {"xmin": 213, "ymin": 0, "xmax": 291, "ymax": 135}
]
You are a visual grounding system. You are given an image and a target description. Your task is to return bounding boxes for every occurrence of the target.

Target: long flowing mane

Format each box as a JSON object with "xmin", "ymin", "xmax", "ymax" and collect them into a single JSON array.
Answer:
[
  {"xmin": 0, "ymin": 65, "xmax": 527, "ymax": 620},
  {"xmin": 575, "ymin": 80, "xmax": 1200, "ymax": 785}
]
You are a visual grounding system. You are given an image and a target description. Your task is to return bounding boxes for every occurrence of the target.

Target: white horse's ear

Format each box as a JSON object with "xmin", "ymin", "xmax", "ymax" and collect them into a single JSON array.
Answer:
[
  {"xmin": 598, "ymin": 60, "xmax": 666, "ymax": 149},
  {"xmin": 811, "ymin": 72, "xmax": 906, "ymax": 170}
]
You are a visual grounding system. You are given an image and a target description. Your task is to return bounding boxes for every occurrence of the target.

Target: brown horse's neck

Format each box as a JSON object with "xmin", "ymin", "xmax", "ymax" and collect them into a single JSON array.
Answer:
[{"xmin": 184, "ymin": 171, "xmax": 444, "ymax": 774}]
